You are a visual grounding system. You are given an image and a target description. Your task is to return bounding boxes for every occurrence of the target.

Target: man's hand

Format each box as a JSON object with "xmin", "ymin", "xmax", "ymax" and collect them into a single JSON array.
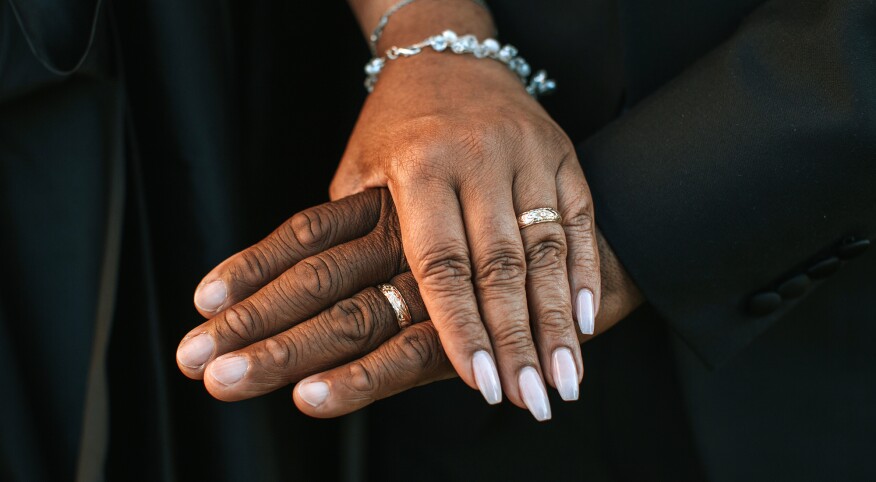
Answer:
[{"xmin": 175, "ymin": 189, "xmax": 642, "ymax": 417}]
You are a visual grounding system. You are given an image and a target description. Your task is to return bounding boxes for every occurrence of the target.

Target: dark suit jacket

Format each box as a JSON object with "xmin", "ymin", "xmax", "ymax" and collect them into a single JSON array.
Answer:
[{"xmin": 1, "ymin": 0, "xmax": 874, "ymax": 481}]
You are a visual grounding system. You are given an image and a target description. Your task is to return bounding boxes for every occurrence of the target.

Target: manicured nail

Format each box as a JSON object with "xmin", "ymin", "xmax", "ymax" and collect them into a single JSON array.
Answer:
[
  {"xmin": 472, "ymin": 350, "xmax": 502, "ymax": 405},
  {"xmin": 195, "ymin": 280, "xmax": 227, "ymax": 312},
  {"xmin": 209, "ymin": 356, "xmax": 248, "ymax": 386},
  {"xmin": 552, "ymin": 348, "xmax": 579, "ymax": 401},
  {"xmin": 177, "ymin": 333, "xmax": 215, "ymax": 368},
  {"xmin": 576, "ymin": 289, "xmax": 595, "ymax": 335},
  {"xmin": 519, "ymin": 366, "xmax": 551, "ymax": 421},
  {"xmin": 298, "ymin": 381, "xmax": 330, "ymax": 407}
]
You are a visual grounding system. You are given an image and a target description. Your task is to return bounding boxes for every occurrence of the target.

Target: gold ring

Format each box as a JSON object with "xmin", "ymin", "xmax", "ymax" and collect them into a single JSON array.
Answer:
[
  {"xmin": 517, "ymin": 208, "xmax": 562, "ymax": 229},
  {"xmin": 377, "ymin": 283, "xmax": 412, "ymax": 329}
]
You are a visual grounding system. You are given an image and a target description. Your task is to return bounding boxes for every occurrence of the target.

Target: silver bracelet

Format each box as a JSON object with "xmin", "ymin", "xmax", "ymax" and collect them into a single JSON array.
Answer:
[
  {"xmin": 369, "ymin": 0, "xmax": 490, "ymax": 56},
  {"xmin": 364, "ymin": 30, "xmax": 557, "ymax": 98}
]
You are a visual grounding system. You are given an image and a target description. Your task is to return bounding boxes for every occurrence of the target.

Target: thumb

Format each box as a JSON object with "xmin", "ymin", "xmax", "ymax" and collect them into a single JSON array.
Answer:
[{"xmin": 329, "ymin": 152, "xmax": 392, "ymax": 201}]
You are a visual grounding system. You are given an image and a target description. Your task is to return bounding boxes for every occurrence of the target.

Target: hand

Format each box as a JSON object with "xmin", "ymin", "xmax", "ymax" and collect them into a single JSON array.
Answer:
[
  {"xmin": 294, "ymin": 223, "xmax": 640, "ymax": 418},
  {"xmin": 175, "ymin": 189, "xmax": 642, "ymax": 417},
  {"xmin": 331, "ymin": 45, "xmax": 601, "ymax": 420}
]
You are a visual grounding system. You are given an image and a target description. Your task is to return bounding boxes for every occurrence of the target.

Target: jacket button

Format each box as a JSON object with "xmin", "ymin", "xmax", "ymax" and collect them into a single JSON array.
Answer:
[
  {"xmin": 807, "ymin": 257, "xmax": 840, "ymax": 279},
  {"xmin": 748, "ymin": 292, "xmax": 782, "ymax": 315},
  {"xmin": 838, "ymin": 239, "xmax": 870, "ymax": 259},
  {"xmin": 777, "ymin": 274, "xmax": 810, "ymax": 299}
]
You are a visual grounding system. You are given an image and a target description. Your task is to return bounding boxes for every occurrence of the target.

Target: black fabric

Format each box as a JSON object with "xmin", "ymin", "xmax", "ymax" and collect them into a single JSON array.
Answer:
[
  {"xmin": 7, "ymin": 0, "xmax": 101, "ymax": 74},
  {"xmin": 2, "ymin": 0, "xmax": 875, "ymax": 481},
  {"xmin": 580, "ymin": 0, "xmax": 876, "ymax": 366}
]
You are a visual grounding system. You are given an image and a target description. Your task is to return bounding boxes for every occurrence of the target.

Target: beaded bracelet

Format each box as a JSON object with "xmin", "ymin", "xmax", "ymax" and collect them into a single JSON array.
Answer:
[
  {"xmin": 369, "ymin": 0, "xmax": 491, "ymax": 56},
  {"xmin": 364, "ymin": 30, "xmax": 557, "ymax": 98}
]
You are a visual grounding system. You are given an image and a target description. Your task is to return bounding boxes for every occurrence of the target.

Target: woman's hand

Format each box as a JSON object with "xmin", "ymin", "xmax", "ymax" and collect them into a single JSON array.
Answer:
[
  {"xmin": 331, "ymin": 48, "xmax": 600, "ymax": 419},
  {"xmin": 175, "ymin": 189, "xmax": 641, "ymax": 417}
]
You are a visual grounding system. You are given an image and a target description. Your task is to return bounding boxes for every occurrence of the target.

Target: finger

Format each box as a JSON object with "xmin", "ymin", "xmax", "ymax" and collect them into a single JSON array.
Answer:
[
  {"xmin": 293, "ymin": 321, "xmax": 457, "ymax": 418},
  {"xmin": 514, "ymin": 168, "xmax": 584, "ymax": 403},
  {"xmin": 193, "ymin": 189, "xmax": 389, "ymax": 317},
  {"xmin": 459, "ymin": 182, "xmax": 551, "ymax": 420},
  {"xmin": 392, "ymin": 181, "xmax": 502, "ymax": 406},
  {"xmin": 203, "ymin": 272, "xmax": 427, "ymax": 401},
  {"xmin": 556, "ymin": 157, "xmax": 601, "ymax": 340},
  {"xmin": 176, "ymin": 221, "xmax": 406, "ymax": 379}
]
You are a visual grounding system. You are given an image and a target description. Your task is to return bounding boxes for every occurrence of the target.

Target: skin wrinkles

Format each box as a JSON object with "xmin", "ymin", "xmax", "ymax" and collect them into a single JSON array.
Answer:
[{"xmin": 178, "ymin": 189, "xmax": 643, "ymax": 413}]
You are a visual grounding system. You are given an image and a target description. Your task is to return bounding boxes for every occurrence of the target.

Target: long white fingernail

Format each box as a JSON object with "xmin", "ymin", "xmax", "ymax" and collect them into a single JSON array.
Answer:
[
  {"xmin": 519, "ymin": 367, "xmax": 551, "ymax": 421},
  {"xmin": 298, "ymin": 381, "xmax": 330, "ymax": 407},
  {"xmin": 472, "ymin": 350, "xmax": 502, "ymax": 405},
  {"xmin": 576, "ymin": 289, "xmax": 595, "ymax": 335},
  {"xmin": 552, "ymin": 348, "xmax": 579, "ymax": 401},
  {"xmin": 195, "ymin": 280, "xmax": 227, "ymax": 312}
]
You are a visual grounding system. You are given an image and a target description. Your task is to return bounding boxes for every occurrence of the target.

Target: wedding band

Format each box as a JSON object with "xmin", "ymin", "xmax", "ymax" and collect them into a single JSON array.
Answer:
[
  {"xmin": 377, "ymin": 283, "xmax": 412, "ymax": 329},
  {"xmin": 517, "ymin": 208, "xmax": 562, "ymax": 229}
]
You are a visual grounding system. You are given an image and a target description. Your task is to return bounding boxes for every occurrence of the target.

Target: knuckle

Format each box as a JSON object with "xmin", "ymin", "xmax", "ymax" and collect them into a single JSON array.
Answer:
[
  {"xmin": 231, "ymin": 248, "xmax": 273, "ymax": 286},
  {"xmin": 260, "ymin": 333, "xmax": 298, "ymax": 370},
  {"xmin": 346, "ymin": 361, "xmax": 376, "ymax": 393},
  {"xmin": 564, "ymin": 209, "xmax": 595, "ymax": 233},
  {"xmin": 525, "ymin": 232, "xmax": 567, "ymax": 271},
  {"xmin": 331, "ymin": 293, "xmax": 380, "ymax": 345},
  {"xmin": 396, "ymin": 326, "xmax": 441, "ymax": 371},
  {"xmin": 474, "ymin": 245, "xmax": 527, "ymax": 291},
  {"xmin": 297, "ymin": 255, "xmax": 341, "ymax": 301},
  {"xmin": 491, "ymin": 322, "xmax": 535, "ymax": 355},
  {"xmin": 388, "ymin": 130, "xmax": 452, "ymax": 182},
  {"xmin": 416, "ymin": 244, "xmax": 472, "ymax": 294},
  {"xmin": 442, "ymin": 314, "xmax": 487, "ymax": 347},
  {"xmin": 533, "ymin": 306, "xmax": 574, "ymax": 339},
  {"xmin": 286, "ymin": 208, "xmax": 331, "ymax": 251},
  {"xmin": 219, "ymin": 301, "xmax": 262, "ymax": 342}
]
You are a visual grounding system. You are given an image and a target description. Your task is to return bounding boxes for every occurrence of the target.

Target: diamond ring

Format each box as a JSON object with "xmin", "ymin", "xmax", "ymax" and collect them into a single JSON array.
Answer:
[{"xmin": 517, "ymin": 208, "xmax": 562, "ymax": 229}]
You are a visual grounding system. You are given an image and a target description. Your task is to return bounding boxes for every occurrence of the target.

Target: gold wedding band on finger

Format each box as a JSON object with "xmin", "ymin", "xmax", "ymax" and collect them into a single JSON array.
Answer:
[
  {"xmin": 377, "ymin": 283, "xmax": 413, "ymax": 330},
  {"xmin": 517, "ymin": 208, "xmax": 562, "ymax": 229}
]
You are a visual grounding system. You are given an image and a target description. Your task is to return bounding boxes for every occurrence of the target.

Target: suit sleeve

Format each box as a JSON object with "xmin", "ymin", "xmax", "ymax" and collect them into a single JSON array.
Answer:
[{"xmin": 578, "ymin": 0, "xmax": 876, "ymax": 367}]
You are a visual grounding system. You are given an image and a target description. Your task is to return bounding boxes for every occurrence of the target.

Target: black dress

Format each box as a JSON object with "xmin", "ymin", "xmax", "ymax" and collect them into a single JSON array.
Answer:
[{"xmin": 1, "ymin": 0, "xmax": 874, "ymax": 481}]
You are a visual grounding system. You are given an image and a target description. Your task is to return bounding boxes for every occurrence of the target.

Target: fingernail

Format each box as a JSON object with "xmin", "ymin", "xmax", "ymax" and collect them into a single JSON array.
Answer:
[
  {"xmin": 298, "ymin": 381, "xmax": 330, "ymax": 407},
  {"xmin": 576, "ymin": 289, "xmax": 595, "ymax": 335},
  {"xmin": 472, "ymin": 350, "xmax": 502, "ymax": 405},
  {"xmin": 209, "ymin": 356, "xmax": 248, "ymax": 386},
  {"xmin": 519, "ymin": 366, "xmax": 552, "ymax": 421},
  {"xmin": 195, "ymin": 280, "xmax": 227, "ymax": 312},
  {"xmin": 552, "ymin": 348, "xmax": 579, "ymax": 401},
  {"xmin": 177, "ymin": 333, "xmax": 215, "ymax": 368}
]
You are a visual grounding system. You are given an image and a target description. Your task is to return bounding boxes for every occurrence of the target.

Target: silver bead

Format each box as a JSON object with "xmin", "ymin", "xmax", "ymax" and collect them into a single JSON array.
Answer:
[
  {"xmin": 498, "ymin": 45, "xmax": 518, "ymax": 62},
  {"xmin": 483, "ymin": 38, "xmax": 500, "ymax": 54},
  {"xmin": 473, "ymin": 44, "xmax": 488, "ymax": 58},
  {"xmin": 430, "ymin": 35, "xmax": 449, "ymax": 52},
  {"xmin": 442, "ymin": 30, "xmax": 458, "ymax": 42},
  {"xmin": 542, "ymin": 79, "xmax": 557, "ymax": 92},
  {"xmin": 517, "ymin": 61, "xmax": 531, "ymax": 77},
  {"xmin": 364, "ymin": 57, "xmax": 385, "ymax": 76},
  {"xmin": 460, "ymin": 35, "xmax": 478, "ymax": 52},
  {"xmin": 451, "ymin": 41, "xmax": 466, "ymax": 54}
]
